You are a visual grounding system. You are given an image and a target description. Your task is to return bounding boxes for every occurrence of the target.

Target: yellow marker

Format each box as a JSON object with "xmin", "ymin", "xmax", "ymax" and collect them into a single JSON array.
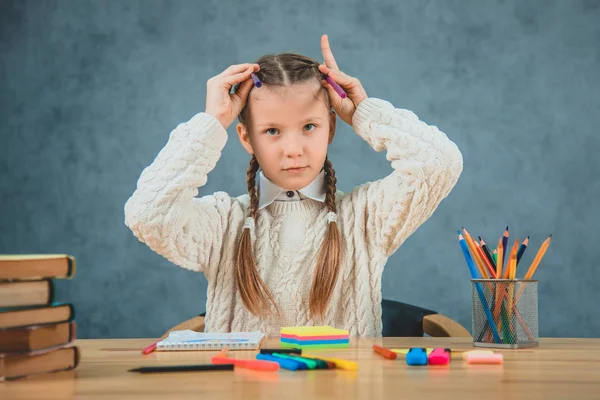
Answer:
[
  {"xmin": 303, "ymin": 354, "xmax": 357, "ymax": 370},
  {"xmin": 391, "ymin": 348, "xmax": 434, "ymax": 355}
]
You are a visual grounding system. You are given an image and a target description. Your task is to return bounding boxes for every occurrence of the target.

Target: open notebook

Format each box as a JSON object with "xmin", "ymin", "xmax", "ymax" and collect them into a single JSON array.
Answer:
[{"xmin": 156, "ymin": 330, "xmax": 265, "ymax": 351}]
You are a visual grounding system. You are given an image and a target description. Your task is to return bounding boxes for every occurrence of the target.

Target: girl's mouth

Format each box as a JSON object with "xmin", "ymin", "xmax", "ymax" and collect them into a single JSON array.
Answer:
[{"xmin": 283, "ymin": 166, "xmax": 308, "ymax": 173}]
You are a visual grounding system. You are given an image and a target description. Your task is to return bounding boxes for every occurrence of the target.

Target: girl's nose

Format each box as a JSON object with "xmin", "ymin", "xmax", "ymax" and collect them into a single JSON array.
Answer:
[{"xmin": 281, "ymin": 135, "xmax": 304, "ymax": 158}]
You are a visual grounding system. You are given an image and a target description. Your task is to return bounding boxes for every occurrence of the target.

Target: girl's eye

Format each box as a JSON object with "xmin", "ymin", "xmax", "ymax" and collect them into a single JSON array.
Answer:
[
  {"xmin": 304, "ymin": 123, "xmax": 316, "ymax": 132},
  {"xmin": 265, "ymin": 128, "xmax": 279, "ymax": 136}
]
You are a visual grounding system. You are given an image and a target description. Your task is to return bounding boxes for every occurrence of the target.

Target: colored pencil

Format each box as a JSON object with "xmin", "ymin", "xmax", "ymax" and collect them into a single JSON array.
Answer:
[
  {"xmin": 496, "ymin": 239, "xmax": 504, "ymax": 280},
  {"xmin": 501, "ymin": 226, "xmax": 509, "ymax": 271},
  {"xmin": 458, "ymin": 231, "xmax": 501, "ymax": 343},
  {"xmin": 516, "ymin": 236, "xmax": 529, "ymax": 266},
  {"xmin": 478, "ymin": 236, "xmax": 496, "ymax": 269},
  {"xmin": 509, "ymin": 239, "xmax": 519, "ymax": 280},
  {"xmin": 463, "ymin": 228, "xmax": 489, "ymax": 279},
  {"xmin": 475, "ymin": 242, "xmax": 496, "ymax": 278},
  {"xmin": 524, "ymin": 235, "xmax": 552, "ymax": 279}
]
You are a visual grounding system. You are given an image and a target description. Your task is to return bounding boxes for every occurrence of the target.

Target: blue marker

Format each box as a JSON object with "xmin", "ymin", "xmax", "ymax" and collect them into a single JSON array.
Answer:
[
  {"xmin": 406, "ymin": 348, "xmax": 428, "ymax": 366},
  {"xmin": 256, "ymin": 354, "xmax": 305, "ymax": 371}
]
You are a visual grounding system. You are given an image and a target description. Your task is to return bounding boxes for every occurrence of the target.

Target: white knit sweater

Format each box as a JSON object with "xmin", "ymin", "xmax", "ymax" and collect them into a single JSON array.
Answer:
[{"xmin": 124, "ymin": 98, "xmax": 463, "ymax": 337}]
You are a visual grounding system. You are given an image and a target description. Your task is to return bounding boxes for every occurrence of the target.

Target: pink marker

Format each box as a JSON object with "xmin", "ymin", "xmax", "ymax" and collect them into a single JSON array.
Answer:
[
  {"xmin": 466, "ymin": 352, "xmax": 504, "ymax": 365},
  {"xmin": 326, "ymin": 75, "xmax": 347, "ymax": 98},
  {"xmin": 428, "ymin": 348, "xmax": 450, "ymax": 365}
]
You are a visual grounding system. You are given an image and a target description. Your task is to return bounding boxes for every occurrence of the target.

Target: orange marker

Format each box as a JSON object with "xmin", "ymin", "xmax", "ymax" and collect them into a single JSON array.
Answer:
[
  {"xmin": 373, "ymin": 344, "xmax": 397, "ymax": 360},
  {"xmin": 212, "ymin": 356, "xmax": 279, "ymax": 371},
  {"xmin": 212, "ymin": 347, "xmax": 279, "ymax": 371}
]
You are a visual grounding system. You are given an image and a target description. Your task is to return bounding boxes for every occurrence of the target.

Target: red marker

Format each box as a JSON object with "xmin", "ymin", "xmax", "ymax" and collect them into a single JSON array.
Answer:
[
  {"xmin": 372, "ymin": 344, "xmax": 397, "ymax": 360},
  {"xmin": 142, "ymin": 341, "xmax": 158, "ymax": 355}
]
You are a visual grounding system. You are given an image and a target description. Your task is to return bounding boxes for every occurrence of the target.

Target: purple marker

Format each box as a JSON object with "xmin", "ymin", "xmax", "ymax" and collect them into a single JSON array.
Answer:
[
  {"xmin": 326, "ymin": 75, "xmax": 347, "ymax": 98},
  {"xmin": 250, "ymin": 72, "xmax": 262, "ymax": 88}
]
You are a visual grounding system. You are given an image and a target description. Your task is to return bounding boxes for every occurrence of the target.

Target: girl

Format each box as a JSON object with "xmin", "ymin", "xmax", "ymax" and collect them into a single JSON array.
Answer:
[{"xmin": 125, "ymin": 35, "xmax": 463, "ymax": 337}]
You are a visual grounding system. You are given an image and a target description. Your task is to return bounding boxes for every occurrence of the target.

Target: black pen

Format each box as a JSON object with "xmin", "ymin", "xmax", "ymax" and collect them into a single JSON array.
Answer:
[{"xmin": 128, "ymin": 364, "xmax": 234, "ymax": 373}]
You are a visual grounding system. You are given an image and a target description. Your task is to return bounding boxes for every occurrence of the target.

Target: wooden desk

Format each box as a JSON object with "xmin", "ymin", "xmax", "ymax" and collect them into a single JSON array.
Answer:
[{"xmin": 1, "ymin": 338, "xmax": 599, "ymax": 399}]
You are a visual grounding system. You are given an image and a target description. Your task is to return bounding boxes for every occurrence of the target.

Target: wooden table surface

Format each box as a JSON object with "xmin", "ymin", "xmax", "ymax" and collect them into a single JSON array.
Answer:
[{"xmin": 1, "ymin": 337, "xmax": 600, "ymax": 399}]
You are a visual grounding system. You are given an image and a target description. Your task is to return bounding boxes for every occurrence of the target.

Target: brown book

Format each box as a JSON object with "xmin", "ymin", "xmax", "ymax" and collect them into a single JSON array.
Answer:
[
  {"xmin": 0, "ymin": 321, "xmax": 76, "ymax": 353},
  {"xmin": 0, "ymin": 346, "xmax": 80, "ymax": 381},
  {"xmin": 0, "ymin": 280, "xmax": 54, "ymax": 308},
  {"xmin": 0, "ymin": 254, "xmax": 75, "ymax": 281},
  {"xmin": 0, "ymin": 303, "xmax": 74, "ymax": 329}
]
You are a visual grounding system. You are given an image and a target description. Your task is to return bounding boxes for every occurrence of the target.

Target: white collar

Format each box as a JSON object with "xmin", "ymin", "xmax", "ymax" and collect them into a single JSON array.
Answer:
[{"xmin": 258, "ymin": 169, "xmax": 326, "ymax": 209}]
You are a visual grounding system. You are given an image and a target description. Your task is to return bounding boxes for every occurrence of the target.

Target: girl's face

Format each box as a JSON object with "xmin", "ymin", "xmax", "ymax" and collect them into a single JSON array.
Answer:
[{"xmin": 236, "ymin": 81, "xmax": 336, "ymax": 191}]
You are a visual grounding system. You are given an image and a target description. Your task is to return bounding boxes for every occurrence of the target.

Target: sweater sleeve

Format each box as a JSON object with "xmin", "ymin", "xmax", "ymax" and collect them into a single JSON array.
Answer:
[
  {"xmin": 124, "ymin": 112, "xmax": 233, "ymax": 278},
  {"xmin": 350, "ymin": 98, "xmax": 463, "ymax": 257}
]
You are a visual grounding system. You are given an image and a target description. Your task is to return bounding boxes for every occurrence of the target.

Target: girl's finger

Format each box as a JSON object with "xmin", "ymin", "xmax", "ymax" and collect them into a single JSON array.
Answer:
[
  {"xmin": 321, "ymin": 35, "xmax": 339, "ymax": 70},
  {"xmin": 222, "ymin": 66, "xmax": 256, "ymax": 87},
  {"xmin": 319, "ymin": 64, "xmax": 355, "ymax": 88},
  {"xmin": 218, "ymin": 63, "xmax": 259, "ymax": 78}
]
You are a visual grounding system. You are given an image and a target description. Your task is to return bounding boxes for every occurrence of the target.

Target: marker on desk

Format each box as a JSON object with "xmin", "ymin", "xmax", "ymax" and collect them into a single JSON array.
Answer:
[
  {"xmin": 304, "ymin": 354, "xmax": 358, "ymax": 370},
  {"xmin": 260, "ymin": 348, "xmax": 301, "ymax": 355},
  {"xmin": 256, "ymin": 354, "xmax": 305, "ymax": 371},
  {"xmin": 428, "ymin": 348, "xmax": 451, "ymax": 365},
  {"xmin": 212, "ymin": 356, "xmax": 279, "ymax": 372},
  {"xmin": 372, "ymin": 344, "xmax": 397, "ymax": 360},
  {"xmin": 461, "ymin": 350, "xmax": 494, "ymax": 360},
  {"xmin": 466, "ymin": 352, "xmax": 503, "ymax": 365},
  {"xmin": 406, "ymin": 348, "xmax": 428, "ymax": 366},
  {"xmin": 142, "ymin": 340, "xmax": 159, "ymax": 355},
  {"xmin": 272, "ymin": 353, "xmax": 320, "ymax": 369},
  {"xmin": 284, "ymin": 353, "xmax": 331, "ymax": 369},
  {"xmin": 392, "ymin": 348, "xmax": 435, "ymax": 355},
  {"xmin": 128, "ymin": 364, "xmax": 234, "ymax": 373}
]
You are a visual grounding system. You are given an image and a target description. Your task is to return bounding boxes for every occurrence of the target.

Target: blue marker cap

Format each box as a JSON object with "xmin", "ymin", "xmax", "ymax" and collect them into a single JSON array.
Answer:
[
  {"xmin": 406, "ymin": 348, "xmax": 428, "ymax": 366},
  {"xmin": 256, "ymin": 353, "xmax": 305, "ymax": 371},
  {"xmin": 250, "ymin": 72, "xmax": 262, "ymax": 88}
]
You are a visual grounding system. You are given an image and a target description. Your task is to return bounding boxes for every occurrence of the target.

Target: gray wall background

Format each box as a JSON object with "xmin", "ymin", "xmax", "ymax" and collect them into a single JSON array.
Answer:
[{"xmin": 1, "ymin": 0, "xmax": 599, "ymax": 339}]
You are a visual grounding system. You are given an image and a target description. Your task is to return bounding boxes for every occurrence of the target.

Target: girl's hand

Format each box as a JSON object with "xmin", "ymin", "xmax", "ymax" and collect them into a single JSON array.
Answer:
[
  {"xmin": 318, "ymin": 35, "xmax": 368, "ymax": 126},
  {"xmin": 205, "ymin": 63, "xmax": 260, "ymax": 129}
]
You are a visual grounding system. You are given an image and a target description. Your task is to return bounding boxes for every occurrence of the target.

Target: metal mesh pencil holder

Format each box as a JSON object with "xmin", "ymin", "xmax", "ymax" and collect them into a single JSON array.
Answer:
[{"xmin": 471, "ymin": 279, "xmax": 539, "ymax": 349}]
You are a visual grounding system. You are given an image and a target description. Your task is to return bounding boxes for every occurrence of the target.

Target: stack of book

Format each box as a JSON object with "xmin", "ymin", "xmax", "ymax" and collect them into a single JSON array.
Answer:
[{"xmin": 0, "ymin": 255, "xmax": 80, "ymax": 381}]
